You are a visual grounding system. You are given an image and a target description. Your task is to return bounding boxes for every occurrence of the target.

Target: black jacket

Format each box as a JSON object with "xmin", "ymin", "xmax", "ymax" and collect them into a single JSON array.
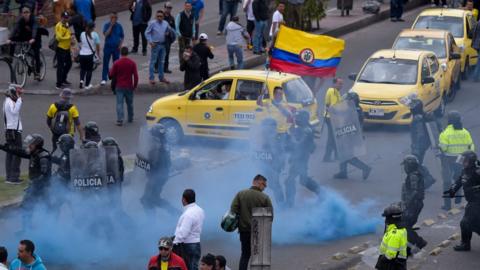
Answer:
[
  {"xmin": 180, "ymin": 52, "xmax": 202, "ymax": 90},
  {"xmin": 10, "ymin": 15, "xmax": 37, "ymax": 42},
  {"xmin": 193, "ymin": 42, "xmax": 214, "ymax": 73},
  {"xmin": 129, "ymin": 0, "xmax": 152, "ymax": 24},
  {"xmin": 0, "ymin": 145, "xmax": 51, "ymax": 182},
  {"xmin": 52, "ymin": 153, "xmax": 70, "ymax": 181},
  {"xmin": 177, "ymin": 11, "xmax": 195, "ymax": 38},
  {"xmin": 451, "ymin": 166, "xmax": 480, "ymax": 203},
  {"xmin": 252, "ymin": 0, "xmax": 269, "ymax": 21}
]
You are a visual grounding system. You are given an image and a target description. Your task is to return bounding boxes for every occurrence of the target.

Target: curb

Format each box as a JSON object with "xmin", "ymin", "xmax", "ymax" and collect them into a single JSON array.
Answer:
[{"xmin": 23, "ymin": 0, "xmax": 428, "ymax": 96}]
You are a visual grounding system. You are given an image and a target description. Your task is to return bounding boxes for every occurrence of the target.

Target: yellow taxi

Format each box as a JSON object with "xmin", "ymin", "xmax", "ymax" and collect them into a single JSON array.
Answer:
[
  {"xmin": 392, "ymin": 29, "xmax": 462, "ymax": 102},
  {"xmin": 349, "ymin": 49, "xmax": 446, "ymax": 125},
  {"xmin": 146, "ymin": 70, "xmax": 319, "ymax": 143},
  {"xmin": 412, "ymin": 8, "xmax": 478, "ymax": 79}
]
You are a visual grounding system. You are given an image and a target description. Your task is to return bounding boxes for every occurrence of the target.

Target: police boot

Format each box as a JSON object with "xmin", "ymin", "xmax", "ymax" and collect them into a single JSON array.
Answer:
[
  {"xmin": 333, "ymin": 171, "xmax": 347, "ymax": 179},
  {"xmin": 453, "ymin": 242, "xmax": 471, "ymax": 251}
]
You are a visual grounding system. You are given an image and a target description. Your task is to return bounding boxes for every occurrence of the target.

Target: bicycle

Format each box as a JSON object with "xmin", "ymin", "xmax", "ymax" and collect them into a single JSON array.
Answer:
[{"xmin": 11, "ymin": 41, "xmax": 47, "ymax": 87}]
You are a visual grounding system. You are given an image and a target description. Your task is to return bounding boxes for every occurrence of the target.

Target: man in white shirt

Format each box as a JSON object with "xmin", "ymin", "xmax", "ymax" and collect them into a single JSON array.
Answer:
[
  {"xmin": 0, "ymin": 246, "xmax": 8, "ymax": 270},
  {"xmin": 243, "ymin": 0, "xmax": 255, "ymax": 49},
  {"xmin": 174, "ymin": 189, "xmax": 205, "ymax": 270},
  {"xmin": 269, "ymin": 2, "xmax": 285, "ymax": 38},
  {"xmin": 3, "ymin": 84, "xmax": 23, "ymax": 185}
]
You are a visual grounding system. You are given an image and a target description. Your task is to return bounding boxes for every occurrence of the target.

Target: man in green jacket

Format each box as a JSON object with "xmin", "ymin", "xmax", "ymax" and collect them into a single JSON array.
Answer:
[{"xmin": 230, "ymin": 174, "xmax": 273, "ymax": 270}]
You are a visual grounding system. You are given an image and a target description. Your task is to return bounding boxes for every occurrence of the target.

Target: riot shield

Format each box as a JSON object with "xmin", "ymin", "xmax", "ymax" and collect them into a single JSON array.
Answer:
[
  {"xmin": 102, "ymin": 145, "xmax": 121, "ymax": 186},
  {"xmin": 69, "ymin": 147, "xmax": 107, "ymax": 191},
  {"xmin": 135, "ymin": 126, "xmax": 154, "ymax": 172},
  {"xmin": 328, "ymin": 100, "xmax": 367, "ymax": 162},
  {"xmin": 425, "ymin": 121, "xmax": 441, "ymax": 149}
]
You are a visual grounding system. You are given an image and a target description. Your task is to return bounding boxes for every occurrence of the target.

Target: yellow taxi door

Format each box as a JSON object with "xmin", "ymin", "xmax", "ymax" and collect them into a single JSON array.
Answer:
[
  {"xmin": 227, "ymin": 79, "xmax": 266, "ymax": 138},
  {"xmin": 418, "ymin": 57, "xmax": 437, "ymax": 112},
  {"xmin": 447, "ymin": 34, "xmax": 462, "ymax": 84},
  {"xmin": 185, "ymin": 79, "xmax": 233, "ymax": 137},
  {"xmin": 466, "ymin": 14, "xmax": 478, "ymax": 66},
  {"xmin": 428, "ymin": 55, "xmax": 444, "ymax": 110}
]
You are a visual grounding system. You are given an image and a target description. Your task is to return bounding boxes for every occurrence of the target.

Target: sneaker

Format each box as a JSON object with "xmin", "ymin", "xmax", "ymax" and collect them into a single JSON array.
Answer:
[
  {"xmin": 55, "ymin": 85, "xmax": 63, "ymax": 90},
  {"xmin": 85, "ymin": 84, "xmax": 93, "ymax": 90},
  {"xmin": 116, "ymin": 120, "xmax": 123, "ymax": 126},
  {"xmin": 79, "ymin": 80, "xmax": 84, "ymax": 89},
  {"xmin": 100, "ymin": 80, "xmax": 106, "ymax": 86},
  {"xmin": 397, "ymin": 18, "xmax": 405, "ymax": 22},
  {"xmin": 5, "ymin": 180, "xmax": 22, "ymax": 185},
  {"xmin": 217, "ymin": 31, "xmax": 222, "ymax": 35},
  {"xmin": 164, "ymin": 69, "xmax": 172, "ymax": 74},
  {"xmin": 131, "ymin": 48, "xmax": 138, "ymax": 53}
]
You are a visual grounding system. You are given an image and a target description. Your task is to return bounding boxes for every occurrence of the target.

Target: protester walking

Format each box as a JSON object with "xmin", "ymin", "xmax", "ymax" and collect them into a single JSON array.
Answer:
[
  {"xmin": 78, "ymin": 22, "xmax": 100, "ymax": 90},
  {"xmin": 3, "ymin": 85, "xmax": 23, "ymax": 185},
  {"xmin": 73, "ymin": 0, "xmax": 96, "ymax": 23},
  {"xmin": 46, "ymin": 89, "xmax": 84, "ymax": 153},
  {"xmin": 55, "ymin": 12, "xmax": 73, "ymax": 90},
  {"xmin": 109, "ymin": 47, "xmax": 139, "ymax": 126},
  {"xmin": 146, "ymin": 10, "xmax": 174, "ymax": 85},
  {"xmin": 176, "ymin": 2, "xmax": 196, "ymax": 63},
  {"xmin": 269, "ymin": 2, "xmax": 285, "ymax": 39},
  {"xmin": 188, "ymin": 0, "xmax": 204, "ymax": 40},
  {"xmin": 252, "ymin": 0, "xmax": 268, "ymax": 54},
  {"xmin": 471, "ymin": 17, "xmax": 480, "ymax": 81},
  {"xmin": 230, "ymin": 174, "xmax": 273, "ymax": 270},
  {"xmin": 173, "ymin": 189, "xmax": 205, "ymax": 270},
  {"xmin": 225, "ymin": 16, "xmax": 249, "ymax": 70},
  {"xmin": 148, "ymin": 237, "xmax": 188, "ymax": 270},
  {"xmin": 9, "ymin": 240, "xmax": 47, "ymax": 270},
  {"xmin": 129, "ymin": 0, "xmax": 152, "ymax": 55},
  {"xmin": 218, "ymin": 0, "xmax": 240, "ymax": 35},
  {"xmin": 180, "ymin": 45, "xmax": 202, "ymax": 90},
  {"xmin": 193, "ymin": 33, "xmax": 214, "ymax": 80},
  {"xmin": 101, "ymin": 12, "xmax": 124, "ymax": 86},
  {"xmin": 0, "ymin": 246, "xmax": 7, "ymax": 270},
  {"xmin": 162, "ymin": 2, "xmax": 176, "ymax": 74}
]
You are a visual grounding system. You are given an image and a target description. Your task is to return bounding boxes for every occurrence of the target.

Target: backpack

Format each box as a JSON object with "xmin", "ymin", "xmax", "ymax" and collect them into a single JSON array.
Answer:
[{"xmin": 52, "ymin": 103, "xmax": 73, "ymax": 136}]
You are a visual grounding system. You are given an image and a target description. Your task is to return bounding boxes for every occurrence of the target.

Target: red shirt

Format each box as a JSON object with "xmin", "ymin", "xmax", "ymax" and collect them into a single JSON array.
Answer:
[
  {"xmin": 147, "ymin": 252, "xmax": 188, "ymax": 270},
  {"xmin": 109, "ymin": 57, "xmax": 139, "ymax": 90}
]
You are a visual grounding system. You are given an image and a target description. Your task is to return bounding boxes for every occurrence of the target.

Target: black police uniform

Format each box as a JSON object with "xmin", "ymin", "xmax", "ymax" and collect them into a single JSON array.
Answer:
[
  {"xmin": 448, "ymin": 159, "xmax": 480, "ymax": 250},
  {"xmin": 285, "ymin": 117, "xmax": 321, "ymax": 207},
  {"xmin": 401, "ymin": 168, "xmax": 427, "ymax": 249}
]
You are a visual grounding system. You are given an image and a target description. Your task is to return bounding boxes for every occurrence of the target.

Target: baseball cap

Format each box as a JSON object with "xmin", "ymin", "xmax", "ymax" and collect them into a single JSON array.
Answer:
[
  {"xmin": 59, "ymin": 88, "xmax": 72, "ymax": 99},
  {"xmin": 158, "ymin": 237, "xmax": 173, "ymax": 248},
  {"xmin": 199, "ymin": 33, "xmax": 208, "ymax": 40}
]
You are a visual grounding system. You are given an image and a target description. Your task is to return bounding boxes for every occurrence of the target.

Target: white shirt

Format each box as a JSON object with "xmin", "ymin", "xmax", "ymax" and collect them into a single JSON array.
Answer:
[
  {"xmin": 269, "ymin": 10, "xmax": 284, "ymax": 37},
  {"xmin": 3, "ymin": 97, "xmax": 22, "ymax": 131},
  {"xmin": 0, "ymin": 262, "xmax": 8, "ymax": 270},
  {"xmin": 79, "ymin": 31, "xmax": 100, "ymax": 56},
  {"xmin": 174, "ymin": 203, "xmax": 205, "ymax": 244},
  {"xmin": 244, "ymin": 0, "xmax": 255, "ymax": 21}
]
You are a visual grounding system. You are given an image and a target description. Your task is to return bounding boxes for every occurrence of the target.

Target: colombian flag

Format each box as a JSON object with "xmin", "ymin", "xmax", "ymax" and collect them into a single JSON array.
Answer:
[{"xmin": 270, "ymin": 25, "xmax": 345, "ymax": 77}]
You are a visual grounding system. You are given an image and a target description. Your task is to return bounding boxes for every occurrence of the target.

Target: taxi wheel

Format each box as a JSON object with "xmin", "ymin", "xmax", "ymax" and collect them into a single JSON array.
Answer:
[
  {"xmin": 160, "ymin": 119, "xmax": 183, "ymax": 145},
  {"xmin": 434, "ymin": 96, "xmax": 446, "ymax": 118},
  {"xmin": 461, "ymin": 58, "xmax": 470, "ymax": 80}
]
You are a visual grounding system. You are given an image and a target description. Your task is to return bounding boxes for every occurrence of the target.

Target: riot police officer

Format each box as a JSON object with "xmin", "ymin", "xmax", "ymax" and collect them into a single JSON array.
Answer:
[
  {"xmin": 83, "ymin": 121, "xmax": 101, "ymax": 144},
  {"xmin": 445, "ymin": 151, "xmax": 480, "ymax": 251},
  {"xmin": 0, "ymin": 134, "xmax": 51, "ymax": 231},
  {"xmin": 139, "ymin": 124, "xmax": 178, "ymax": 215},
  {"xmin": 401, "ymin": 155, "xmax": 427, "ymax": 252},
  {"xmin": 409, "ymin": 99, "xmax": 436, "ymax": 190},
  {"xmin": 252, "ymin": 118, "xmax": 285, "ymax": 204},
  {"xmin": 439, "ymin": 111, "xmax": 475, "ymax": 210},
  {"xmin": 285, "ymin": 110, "xmax": 321, "ymax": 207},
  {"xmin": 375, "ymin": 203, "xmax": 408, "ymax": 270},
  {"xmin": 51, "ymin": 134, "xmax": 75, "ymax": 215}
]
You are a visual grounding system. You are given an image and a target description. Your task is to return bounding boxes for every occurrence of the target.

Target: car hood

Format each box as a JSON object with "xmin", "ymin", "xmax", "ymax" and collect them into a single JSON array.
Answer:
[
  {"xmin": 152, "ymin": 92, "xmax": 187, "ymax": 107},
  {"xmin": 352, "ymin": 82, "xmax": 418, "ymax": 99}
]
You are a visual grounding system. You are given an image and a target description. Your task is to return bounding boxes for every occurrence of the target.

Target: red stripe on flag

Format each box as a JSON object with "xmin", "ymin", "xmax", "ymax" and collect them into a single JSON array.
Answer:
[{"xmin": 270, "ymin": 58, "xmax": 337, "ymax": 78}]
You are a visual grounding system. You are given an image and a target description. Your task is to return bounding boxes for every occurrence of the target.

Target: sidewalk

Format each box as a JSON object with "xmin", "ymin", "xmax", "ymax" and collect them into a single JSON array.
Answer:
[{"xmin": 8, "ymin": 0, "xmax": 427, "ymax": 95}]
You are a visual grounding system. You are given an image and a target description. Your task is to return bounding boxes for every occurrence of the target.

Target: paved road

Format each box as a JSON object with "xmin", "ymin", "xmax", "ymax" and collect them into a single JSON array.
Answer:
[{"xmin": 1, "ymin": 5, "xmax": 480, "ymax": 270}]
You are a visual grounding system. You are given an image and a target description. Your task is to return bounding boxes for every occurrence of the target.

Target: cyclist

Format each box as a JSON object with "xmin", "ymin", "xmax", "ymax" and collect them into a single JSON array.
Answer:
[{"xmin": 7, "ymin": 6, "xmax": 42, "ymax": 80}]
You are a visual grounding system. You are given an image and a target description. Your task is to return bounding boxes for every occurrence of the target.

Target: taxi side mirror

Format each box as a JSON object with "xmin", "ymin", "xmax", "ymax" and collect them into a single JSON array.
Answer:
[
  {"xmin": 421, "ymin": 77, "xmax": 435, "ymax": 84},
  {"xmin": 348, "ymin": 73, "xmax": 357, "ymax": 81},
  {"xmin": 450, "ymin": 53, "xmax": 461, "ymax": 60},
  {"xmin": 441, "ymin": 63, "xmax": 448, "ymax": 72}
]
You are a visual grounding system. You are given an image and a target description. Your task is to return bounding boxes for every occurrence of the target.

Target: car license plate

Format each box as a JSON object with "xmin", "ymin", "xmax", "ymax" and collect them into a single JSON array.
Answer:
[{"xmin": 369, "ymin": 108, "xmax": 384, "ymax": 116}]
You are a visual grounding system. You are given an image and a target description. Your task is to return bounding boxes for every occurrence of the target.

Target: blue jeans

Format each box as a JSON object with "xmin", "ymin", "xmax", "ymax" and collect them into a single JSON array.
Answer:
[
  {"xmin": 103, "ymin": 46, "xmax": 120, "ymax": 81},
  {"xmin": 218, "ymin": 0, "xmax": 239, "ymax": 31},
  {"xmin": 149, "ymin": 43, "xmax": 166, "ymax": 81},
  {"xmin": 227, "ymin": 44, "xmax": 243, "ymax": 69},
  {"xmin": 116, "ymin": 88, "xmax": 134, "ymax": 122},
  {"xmin": 474, "ymin": 50, "xmax": 480, "ymax": 81},
  {"xmin": 183, "ymin": 243, "xmax": 201, "ymax": 270},
  {"xmin": 253, "ymin": 20, "xmax": 267, "ymax": 53}
]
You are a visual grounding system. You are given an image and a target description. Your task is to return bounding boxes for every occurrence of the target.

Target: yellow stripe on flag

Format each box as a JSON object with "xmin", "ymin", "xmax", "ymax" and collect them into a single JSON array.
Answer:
[{"xmin": 274, "ymin": 25, "xmax": 345, "ymax": 59}]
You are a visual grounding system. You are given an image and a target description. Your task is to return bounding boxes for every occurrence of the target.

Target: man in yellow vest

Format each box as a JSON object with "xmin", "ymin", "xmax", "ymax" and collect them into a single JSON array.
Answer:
[
  {"xmin": 375, "ymin": 203, "xmax": 408, "ymax": 270},
  {"xmin": 439, "ymin": 111, "xmax": 475, "ymax": 210},
  {"xmin": 55, "ymin": 11, "xmax": 73, "ymax": 90},
  {"xmin": 322, "ymin": 78, "xmax": 343, "ymax": 162}
]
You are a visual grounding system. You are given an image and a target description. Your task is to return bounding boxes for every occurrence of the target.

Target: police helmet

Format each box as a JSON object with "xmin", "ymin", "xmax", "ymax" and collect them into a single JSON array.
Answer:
[
  {"xmin": 24, "ymin": 134, "xmax": 44, "ymax": 149},
  {"xmin": 458, "ymin": 150, "xmax": 478, "ymax": 169},
  {"xmin": 346, "ymin": 92, "xmax": 360, "ymax": 106},
  {"xmin": 83, "ymin": 141, "xmax": 98, "ymax": 149},
  {"xmin": 409, "ymin": 99, "xmax": 424, "ymax": 115},
  {"xmin": 402, "ymin": 155, "xmax": 419, "ymax": 174},
  {"xmin": 149, "ymin": 124, "xmax": 166, "ymax": 139},
  {"xmin": 101, "ymin": 137, "xmax": 118, "ymax": 147},
  {"xmin": 447, "ymin": 111, "xmax": 462, "ymax": 128},
  {"xmin": 84, "ymin": 121, "xmax": 99, "ymax": 134},
  {"xmin": 57, "ymin": 134, "xmax": 75, "ymax": 153},
  {"xmin": 382, "ymin": 202, "xmax": 403, "ymax": 218},
  {"xmin": 221, "ymin": 210, "xmax": 239, "ymax": 232},
  {"xmin": 295, "ymin": 110, "xmax": 310, "ymax": 127}
]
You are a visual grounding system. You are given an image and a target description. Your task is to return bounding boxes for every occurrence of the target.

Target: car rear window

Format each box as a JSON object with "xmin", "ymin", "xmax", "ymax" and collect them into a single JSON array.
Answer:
[
  {"xmin": 413, "ymin": 16, "xmax": 464, "ymax": 38},
  {"xmin": 394, "ymin": 37, "xmax": 446, "ymax": 58},
  {"xmin": 282, "ymin": 78, "xmax": 315, "ymax": 105}
]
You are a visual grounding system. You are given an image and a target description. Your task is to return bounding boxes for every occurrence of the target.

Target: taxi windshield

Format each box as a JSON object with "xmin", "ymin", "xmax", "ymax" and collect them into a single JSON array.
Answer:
[
  {"xmin": 413, "ymin": 16, "xmax": 464, "ymax": 38},
  {"xmin": 358, "ymin": 58, "xmax": 418, "ymax": 85},
  {"xmin": 282, "ymin": 78, "xmax": 315, "ymax": 104},
  {"xmin": 394, "ymin": 37, "xmax": 446, "ymax": 58}
]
